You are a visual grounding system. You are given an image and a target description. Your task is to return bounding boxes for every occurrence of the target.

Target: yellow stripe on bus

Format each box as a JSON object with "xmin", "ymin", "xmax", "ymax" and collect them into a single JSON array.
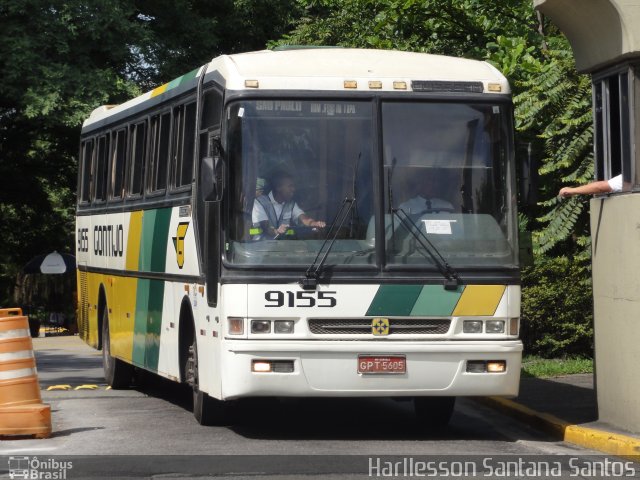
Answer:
[
  {"xmin": 126, "ymin": 211, "xmax": 143, "ymax": 271},
  {"xmin": 111, "ymin": 276, "xmax": 136, "ymax": 362},
  {"xmin": 151, "ymin": 84, "xmax": 169, "ymax": 97},
  {"xmin": 452, "ymin": 285, "xmax": 506, "ymax": 316}
]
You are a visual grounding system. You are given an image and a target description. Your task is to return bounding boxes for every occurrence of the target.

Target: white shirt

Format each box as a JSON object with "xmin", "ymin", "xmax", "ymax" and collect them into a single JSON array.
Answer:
[
  {"xmin": 252, "ymin": 191, "xmax": 305, "ymax": 226},
  {"xmin": 398, "ymin": 195, "xmax": 454, "ymax": 214},
  {"xmin": 608, "ymin": 174, "xmax": 623, "ymax": 193}
]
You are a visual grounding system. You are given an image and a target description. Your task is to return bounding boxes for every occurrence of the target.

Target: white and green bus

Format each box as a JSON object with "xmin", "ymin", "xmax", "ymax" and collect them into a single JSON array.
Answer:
[{"xmin": 76, "ymin": 48, "xmax": 522, "ymax": 426}]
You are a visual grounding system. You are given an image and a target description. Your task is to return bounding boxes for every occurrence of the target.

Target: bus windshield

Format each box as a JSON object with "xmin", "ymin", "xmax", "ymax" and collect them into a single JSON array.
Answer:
[
  {"xmin": 382, "ymin": 101, "xmax": 517, "ymax": 268},
  {"xmin": 224, "ymin": 98, "xmax": 517, "ymax": 269}
]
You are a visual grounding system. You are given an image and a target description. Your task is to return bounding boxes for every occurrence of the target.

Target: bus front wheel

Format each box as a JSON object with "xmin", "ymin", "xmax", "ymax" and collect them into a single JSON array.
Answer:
[
  {"xmin": 186, "ymin": 338, "xmax": 233, "ymax": 426},
  {"xmin": 413, "ymin": 396, "xmax": 456, "ymax": 429},
  {"xmin": 102, "ymin": 309, "xmax": 133, "ymax": 389}
]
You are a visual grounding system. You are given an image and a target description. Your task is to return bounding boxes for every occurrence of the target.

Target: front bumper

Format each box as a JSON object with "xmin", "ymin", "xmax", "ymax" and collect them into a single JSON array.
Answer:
[{"xmin": 218, "ymin": 340, "xmax": 522, "ymax": 400}]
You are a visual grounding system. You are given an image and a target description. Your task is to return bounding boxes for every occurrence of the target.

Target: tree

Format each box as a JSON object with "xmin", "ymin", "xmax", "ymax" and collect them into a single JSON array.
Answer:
[
  {"xmin": 0, "ymin": 0, "xmax": 302, "ymax": 303},
  {"xmin": 277, "ymin": 0, "xmax": 595, "ymax": 357}
]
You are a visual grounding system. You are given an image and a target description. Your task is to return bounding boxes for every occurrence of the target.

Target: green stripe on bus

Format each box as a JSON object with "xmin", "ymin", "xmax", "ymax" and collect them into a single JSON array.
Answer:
[
  {"xmin": 167, "ymin": 77, "xmax": 182, "ymax": 90},
  {"xmin": 138, "ymin": 208, "xmax": 172, "ymax": 272},
  {"xmin": 131, "ymin": 278, "xmax": 164, "ymax": 372},
  {"xmin": 139, "ymin": 210, "xmax": 157, "ymax": 271},
  {"xmin": 150, "ymin": 208, "xmax": 171, "ymax": 272},
  {"xmin": 365, "ymin": 285, "xmax": 423, "ymax": 316},
  {"xmin": 179, "ymin": 68, "xmax": 199, "ymax": 85},
  {"xmin": 410, "ymin": 285, "xmax": 464, "ymax": 316},
  {"xmin": 144, "ymin": 279, "xmax": 164, "ymax": 371},
  {"xmin": 132, "ymin": 278, "xmax": 150, "ymax": 367}
]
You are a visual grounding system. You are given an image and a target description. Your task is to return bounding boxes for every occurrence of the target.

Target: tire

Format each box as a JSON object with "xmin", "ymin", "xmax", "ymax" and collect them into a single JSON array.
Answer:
[
  {"xmin": 185, "ymin": 337, "xmax": 233, "ymax": 426},
  {"xmin": 413, "ymin": 396, "xmax": 456, "ymax": 429},
  {"xmin": 102, "ymin": 308, "xmax": 133, "ymax": 389}
]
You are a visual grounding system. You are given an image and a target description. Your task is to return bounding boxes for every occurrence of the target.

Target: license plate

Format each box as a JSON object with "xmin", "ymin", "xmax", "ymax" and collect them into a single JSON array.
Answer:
[{"xmin": 358, "ymin": 355, "xmax": 406, "ymax": 375}]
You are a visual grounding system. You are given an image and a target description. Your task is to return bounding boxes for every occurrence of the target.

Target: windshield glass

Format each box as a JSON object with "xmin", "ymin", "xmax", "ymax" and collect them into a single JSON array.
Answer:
[
  {"xmin": 382, "ymin": 101, "xmax": 517, "ymax": 267},
  {"xmin": 225, "ymin": 100, "xmax": 375, "ymax": 266}
]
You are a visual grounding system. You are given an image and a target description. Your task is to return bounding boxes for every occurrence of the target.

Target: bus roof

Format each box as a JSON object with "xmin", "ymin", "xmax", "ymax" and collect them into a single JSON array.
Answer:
[{"xmin": 83, "ymin": 48, "xmax": 509, "ymax": 131}]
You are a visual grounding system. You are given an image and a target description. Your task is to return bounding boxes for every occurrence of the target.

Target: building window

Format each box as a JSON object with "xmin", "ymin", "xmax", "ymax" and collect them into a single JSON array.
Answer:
[{"xmin": 593, "ymin": 66, "xmax": 636, "ymax": 190}]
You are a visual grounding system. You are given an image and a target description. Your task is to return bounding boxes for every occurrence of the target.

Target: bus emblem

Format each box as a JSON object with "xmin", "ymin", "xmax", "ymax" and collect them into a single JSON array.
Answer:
[
  {"xmin": 173, "ymin": 222, "xmax": 189, "ymax": 268},
  {"xmin": 372, "ymin": 318, "xmax": 389, "ymax": 336}
]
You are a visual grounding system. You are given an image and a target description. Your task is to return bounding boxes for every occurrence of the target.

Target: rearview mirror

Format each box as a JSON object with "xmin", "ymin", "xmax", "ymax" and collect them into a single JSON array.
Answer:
[{"xmin": 200, "ymin": 137, "xmax": 224, "ymax": 202}]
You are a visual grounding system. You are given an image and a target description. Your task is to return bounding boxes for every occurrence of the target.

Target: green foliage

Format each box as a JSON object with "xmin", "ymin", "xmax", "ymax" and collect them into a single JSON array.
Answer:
[
  {"xmin": 514, "ymin": 41, "xmax": 594, "ymax": 256},
  {"xmin": 521, "ymin": 356, "xmax": 593, "ymax": 378},
  {"xmin": 520, "ymin": 256, "xmax": 594, "ymax": 358},
  {"xmin": 276, "ymin": 0, "xmax": 539, "ymax": 58},
  {"xmin": 0, "ymin": 0, "xmax": 301, "ymax": 303}
]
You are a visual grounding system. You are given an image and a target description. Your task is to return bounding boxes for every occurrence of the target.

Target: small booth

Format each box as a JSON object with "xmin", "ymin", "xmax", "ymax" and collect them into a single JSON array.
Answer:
[{"xmin": 534, "ymin": 0, "xmax": 640, "ymax": 433}]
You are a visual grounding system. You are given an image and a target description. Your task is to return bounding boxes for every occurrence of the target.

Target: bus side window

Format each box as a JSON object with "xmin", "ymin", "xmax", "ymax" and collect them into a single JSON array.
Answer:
[
  {"xmin": 128, "ymin": 121, "xmax": 146, "ymax": 197},
  {"xmin": 79, "ymin": 139, "xmax": 94, "ymax": 204},
  {"xmin": 111, "ymin": 129, "xmax": 127, "ymax": 200},
  {"xmin": 94, "ymin": 134, "xmax": 110, "ymax": 202},
  {"xmin": 200, "ymin": 87, "xmax": 223, "ymax": 307},
  {"xmin": 201, "ymin": 88, "xmax": 222, "ymax": 131},
  {"xmin": 149, "ymin": 112, "xmax": 171, "ymax": 193},
  {"xmin": 172, "ymin": 102, "xmax": 197, "ymax": 189}
]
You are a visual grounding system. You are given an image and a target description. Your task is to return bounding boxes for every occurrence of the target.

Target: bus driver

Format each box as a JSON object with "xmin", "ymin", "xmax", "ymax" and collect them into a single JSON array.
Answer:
[{"xmin": 252, "ymin": 172, "xmax": 326, "ymax": 239}]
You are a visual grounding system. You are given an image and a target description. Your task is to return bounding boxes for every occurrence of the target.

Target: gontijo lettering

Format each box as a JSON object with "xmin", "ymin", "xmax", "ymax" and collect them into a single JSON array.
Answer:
[{"xmin": 93, "ymin": 224, "xmax": 124, "ymax": 257}]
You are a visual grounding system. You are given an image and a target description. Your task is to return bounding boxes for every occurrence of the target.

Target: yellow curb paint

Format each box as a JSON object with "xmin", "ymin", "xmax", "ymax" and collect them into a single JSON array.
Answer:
[
  {"xmin": 46, "ymin": 385, "xmax": 71, "ymax": 391},
  {"xmin": 74, "ymin": 384, "xmax": 99, "ymax": 390},
  {"xmin": 479, "ymin": 397, "xmax": 640, "ymax": 461},
  {"xmin": 565, "ymin": 425, "xmax": 640, "ymax": 461}
]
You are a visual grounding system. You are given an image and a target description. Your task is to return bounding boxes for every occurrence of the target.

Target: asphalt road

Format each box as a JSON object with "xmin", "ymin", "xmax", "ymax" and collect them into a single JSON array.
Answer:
[{"xmin": 0, "ymin": 336, "xmax": 619, "ymax": 479}]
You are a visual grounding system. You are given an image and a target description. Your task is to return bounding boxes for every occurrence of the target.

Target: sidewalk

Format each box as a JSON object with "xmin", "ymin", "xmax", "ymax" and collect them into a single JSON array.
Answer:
[{"xmin": 479, "ymin": 374, "xmax": 640, "ymax": 460}]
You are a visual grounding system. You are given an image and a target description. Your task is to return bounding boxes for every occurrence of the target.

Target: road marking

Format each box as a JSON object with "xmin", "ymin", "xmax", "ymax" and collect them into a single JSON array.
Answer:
[
  {"xmin": 46, "ymin": 385, "xmax": 72, "ymax": 391},
  {"xmin": 74, "ymin": 384, "xmax": 99, "ymax": 390}
]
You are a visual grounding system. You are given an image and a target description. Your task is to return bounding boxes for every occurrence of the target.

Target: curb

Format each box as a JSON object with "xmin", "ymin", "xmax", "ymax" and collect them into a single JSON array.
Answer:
[{"xmin": 477, "ymin": 397, "xmax": 640, "ymax": 461}]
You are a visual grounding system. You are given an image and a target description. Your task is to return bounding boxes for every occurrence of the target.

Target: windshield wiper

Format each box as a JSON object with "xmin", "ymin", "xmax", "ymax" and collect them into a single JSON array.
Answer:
[
  {"xmin": 300, "ymin": 153, "xmax": 361, "ymax": 290},
  {"xmin": 299, "ymin": 196, "xmax": 355, "ymax": 290},
  {"xmin": 393, "ymin": 208, "xmax": 462, "ymax": 290}
]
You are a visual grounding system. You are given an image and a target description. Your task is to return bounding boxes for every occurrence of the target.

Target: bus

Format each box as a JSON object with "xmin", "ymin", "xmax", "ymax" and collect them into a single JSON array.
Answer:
[{"xmin": 76, "ymin": 47, "xmax": 522, "ymax": 427}]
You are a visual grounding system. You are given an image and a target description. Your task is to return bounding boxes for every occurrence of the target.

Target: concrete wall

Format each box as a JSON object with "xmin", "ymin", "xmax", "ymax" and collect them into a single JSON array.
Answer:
[
  {"xmin": 590, "ymin": 194, "xmax": 640, "ymax": 432},
  {"xmin": 534, "ymin": 0, "xmax": 640, "ymax": 73}
]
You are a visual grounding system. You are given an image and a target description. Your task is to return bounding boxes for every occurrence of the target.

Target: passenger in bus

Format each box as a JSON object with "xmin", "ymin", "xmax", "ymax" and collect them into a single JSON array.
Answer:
[
  {"xmin": 398, "ymin": 173, "xmax": 455, "ymax": 214},
  {"xmin": 252, "ymin": 172, "xmax": 326, "ymax": 239},
  {"xmin": 558, "ymin": 174, "xmax": 623, "ymax": 197}
]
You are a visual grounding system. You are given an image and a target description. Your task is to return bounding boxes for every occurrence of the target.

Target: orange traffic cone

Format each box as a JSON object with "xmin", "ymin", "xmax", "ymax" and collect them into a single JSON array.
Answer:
[{"xmin": 0, "ymin": 311, "xmax": 52, "ymax": 438}]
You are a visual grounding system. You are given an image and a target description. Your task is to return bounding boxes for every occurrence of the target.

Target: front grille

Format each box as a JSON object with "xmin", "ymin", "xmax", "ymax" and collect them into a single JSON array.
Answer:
[{"xmin": 308, "ymin": 318, "xmax": 451, "ymax": 335}]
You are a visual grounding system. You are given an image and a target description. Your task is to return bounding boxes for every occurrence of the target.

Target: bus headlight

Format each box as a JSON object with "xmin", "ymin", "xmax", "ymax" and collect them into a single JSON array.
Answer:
[
  {"xmin": 274, "ymin": 320, "xmax": 295, "ymax": 334},
  {"xmin": 251, "ymin": 320, "xmax": 271, "ymax": 334},
  {"xmin": 486, "ymin": 320, "xmax": 505, "ymax": 334},
  {"xmin": 463, "ymin": 320, "xmax": 483, "ymax": 333}
]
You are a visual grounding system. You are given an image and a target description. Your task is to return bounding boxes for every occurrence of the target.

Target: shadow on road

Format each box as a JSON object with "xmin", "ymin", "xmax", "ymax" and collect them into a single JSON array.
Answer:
[
  {"xmin": 516, "ymin": 376, "xmax": 597, "ymax": 425},
  {"xmin": 130, "ymin": 373, "xmax": 527, "ymax": 442}
]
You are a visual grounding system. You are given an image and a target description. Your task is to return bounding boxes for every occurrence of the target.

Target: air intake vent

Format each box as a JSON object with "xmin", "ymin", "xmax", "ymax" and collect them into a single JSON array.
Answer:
[
  {"xmin": 308, "ymin": 318, "xmax": 451, "ymax": 335},
  {"xmin": 78, "ymin": 269, "xmax": 89, "ymax": 340},
  {"xmin": 412, "ymin": 81, "xmax": 484, "ymax": 93}
]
